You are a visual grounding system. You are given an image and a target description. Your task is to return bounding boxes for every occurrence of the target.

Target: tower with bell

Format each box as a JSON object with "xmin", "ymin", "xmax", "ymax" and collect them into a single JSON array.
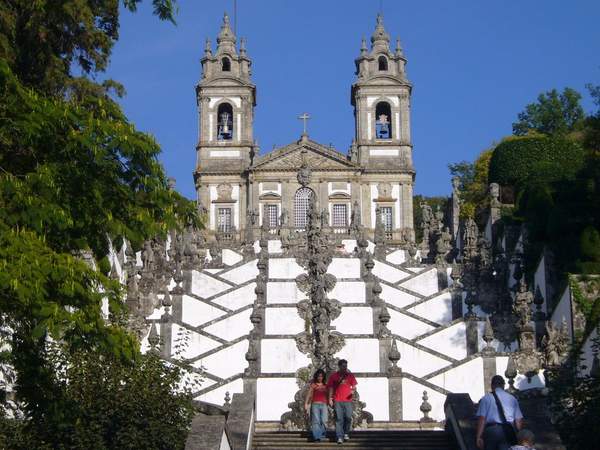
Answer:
[
  {"xmin": 194, "ymin": 13, "xmax": 256, "ymax": 233},
  {"xmin": 351, "ymin": 13, "xmax": 415, "ymax": 235}
]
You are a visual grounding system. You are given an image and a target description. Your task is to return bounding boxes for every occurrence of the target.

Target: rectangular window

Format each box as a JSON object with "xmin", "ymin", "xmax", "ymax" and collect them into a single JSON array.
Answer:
[
  {"xmin": 264, "ymin": 204, "xmax": 279, "ymax": 229},
  {"xmin": 380, "ymin": 206, "xmax": 393, "ymax": 232},
  {"xmin": 332, "ymin": 204, "xmax": 348, "ymax": 227},
  {"xmin": 217, "ymin": 208, "xmax": 232, "ymax": 233}
]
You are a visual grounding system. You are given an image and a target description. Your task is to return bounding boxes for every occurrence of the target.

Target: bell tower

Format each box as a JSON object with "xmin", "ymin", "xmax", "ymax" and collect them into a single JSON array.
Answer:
[
  {"xmin": 352, "ymin": 14, "xmax": 413, "ymax": 170},
  {"xmin": 195, "ymin": 13, "xmax": 256, "ymax": 235},
  {"xmin": 351, "ymin": 14, "xmax": 415, "ymax": 239}
]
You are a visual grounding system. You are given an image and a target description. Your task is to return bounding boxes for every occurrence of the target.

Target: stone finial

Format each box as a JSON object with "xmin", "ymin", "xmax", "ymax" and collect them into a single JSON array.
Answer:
[
  {"xmin": 204, "ymin": 38, "xmax": 212, "ymax": 56},
  {"xmin": 419, "ymin": 391, "xmax": 434, "ymax": 423},
  {"xmin": 364, "ymin": 251, "xmax": 375, "ymax": 273},
  {"xmin": 223, "ymin": 391, "xmax": 231, "ymax": 411},
  {"xmin": 148, "ymin": 324, "xmax": 160, "ymax": 353},
  {"xmin": 388, "ymin": 339, "xmax": 401, "ymax": 375},
  {"xmin": 161, "ymin": 290, "xmax": 172, "ymax": 321},
  {"xmin": 395, "ymin": 38, "xmax": 403, "ymax": 56},
  {"xmin": 483, "ymin": 316, "xmax": 495, "ymax": 353},
  {"xmin": 240, "ymin": 37, "xmax": 247, "ymax": 56},
  {"xmin": 505, "ymin": 355, "xmax": 518, "ymax": 393},
  {"xmin": 371, "ymin": 13, "xmax": 390, "ymax": 46},
  {"xmin": 378, "ymin": 305, "xmax": 391, "ymax": 337},
  {"xmin": 360, "ymin": 37, "xmax": 368, "ymax": 55},
  {"xmin": 218, "ymin": 12, "xmax": 236, "ymax": 43}
]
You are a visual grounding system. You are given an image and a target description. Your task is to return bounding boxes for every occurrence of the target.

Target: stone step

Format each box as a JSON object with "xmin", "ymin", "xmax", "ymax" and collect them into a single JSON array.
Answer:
[{"xmin": 252, "ymin": 431, "xmax": 453, "ymax": 450}]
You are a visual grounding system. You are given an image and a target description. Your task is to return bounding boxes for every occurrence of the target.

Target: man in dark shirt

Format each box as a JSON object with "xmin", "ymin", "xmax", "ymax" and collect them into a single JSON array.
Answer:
[{"xmin": 327, "ymin": 359, "xmax": 357, "ymax": 445}]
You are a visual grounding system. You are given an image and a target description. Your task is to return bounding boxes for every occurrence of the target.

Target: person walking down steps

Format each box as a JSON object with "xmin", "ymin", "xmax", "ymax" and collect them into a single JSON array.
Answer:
[
  {"xmin": 327, "ymin": 359, "xmax": 357, "ymax": 445},
  {"xmin": 304, "ymin": 369, "xmax": 328, "ymax": 442}
]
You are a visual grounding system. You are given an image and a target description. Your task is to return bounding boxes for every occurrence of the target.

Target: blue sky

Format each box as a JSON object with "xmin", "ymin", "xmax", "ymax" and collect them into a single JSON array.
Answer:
[{"xmin": 106, "ymin": 0, "xmax": 600, "ymax": 199}]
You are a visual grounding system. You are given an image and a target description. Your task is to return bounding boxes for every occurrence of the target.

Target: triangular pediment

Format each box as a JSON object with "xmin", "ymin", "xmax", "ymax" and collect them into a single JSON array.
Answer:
[{"xmin": 252, "ymin": 139, "xmax": 359, "ymax": 171}]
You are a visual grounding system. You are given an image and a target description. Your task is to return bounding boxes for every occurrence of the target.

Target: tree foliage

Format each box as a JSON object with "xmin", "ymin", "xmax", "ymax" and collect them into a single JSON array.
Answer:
[
  {"xmin": 512, "ymin": 87, "xmax": 585, "ymax": 136},
  {"xmin": 0, "ymin": 0, "xmax": 203, "ymax": 445},
  {"xmin": 547, "ymin": 335, "xmax": 600, "ymax": 450},
  {"xmin": 1, "ymin": 346, "xmax": 196, "ymax": 450},
  {"xmin": 0, "ymin": 0, "xmax": 177, "ymax": 95},
  {"xmin": 448, "ymin": 149, "xmax": 493, "ymax": 223},
  {"xmin": 488, "ymin": 135, "xmax": 585, "ymax": 188}
]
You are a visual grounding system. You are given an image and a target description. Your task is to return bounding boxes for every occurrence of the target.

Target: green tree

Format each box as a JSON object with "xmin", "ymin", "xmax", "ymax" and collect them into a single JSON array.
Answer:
[
  {"xmin": 0, "ymin": 0, "xmax": 202, "ymax": 443},
  {"xmin": 512, "ymin": 87, "xmax": 585, "ymax": 136},
  {"xmin": 585, "ymin": 83, "xmax": 600, "ymax": 151},
  {"xmin": 0, "ymin": 0, "xmax": 177, "ymax": 96},
  {"xmin": 1, "ymin": 345, "xmax": 197, "ymax": 450},
  {"xmin": 448, "ymin": 148, "xmax": 493, "ymax": 223},
  {"xmin": 547, "ymin": 336, "xmax": 600, "ymax": 450}
]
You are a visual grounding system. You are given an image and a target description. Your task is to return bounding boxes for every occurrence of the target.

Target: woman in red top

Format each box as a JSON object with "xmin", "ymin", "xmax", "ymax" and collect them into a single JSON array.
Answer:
[{"xmin": 304, "ymin": 369, "xmax": 328, "ymax": 442}]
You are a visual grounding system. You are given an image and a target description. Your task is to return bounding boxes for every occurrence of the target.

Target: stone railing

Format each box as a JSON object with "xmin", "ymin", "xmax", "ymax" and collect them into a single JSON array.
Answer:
[
  {"xmin": 443, "ymin": 393, "xmax": 478, "ymax": 450},
  {"xmin": 185, "ymin": 393, "xmax": 255, "ymax": 450}
]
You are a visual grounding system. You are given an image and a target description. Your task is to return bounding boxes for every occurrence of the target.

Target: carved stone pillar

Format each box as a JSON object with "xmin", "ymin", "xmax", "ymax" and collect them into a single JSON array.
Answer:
[
  {"xmin": 387, "ymin": 340, "xmax": 403, "ymax": 421},
  {"xmin": 466, "ymin": 317, "xmax": 479, "ymax": 356}
]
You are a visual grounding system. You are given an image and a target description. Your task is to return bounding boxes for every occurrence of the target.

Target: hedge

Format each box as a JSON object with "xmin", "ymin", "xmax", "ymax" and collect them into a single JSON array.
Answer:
[{"xmin": 489, "ymin": 135, "xmax": 585, "ymax": 187}]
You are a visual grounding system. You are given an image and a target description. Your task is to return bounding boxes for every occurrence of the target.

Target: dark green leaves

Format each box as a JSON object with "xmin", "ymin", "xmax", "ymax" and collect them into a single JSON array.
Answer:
[{"xmin": 512, "ymin": 87, "xmax": 585, "ymax": 136}]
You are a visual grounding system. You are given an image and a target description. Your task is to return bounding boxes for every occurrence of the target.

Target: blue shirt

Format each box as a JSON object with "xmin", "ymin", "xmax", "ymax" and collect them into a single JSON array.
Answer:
[{"xmin": 476, "ymin": 388, "xmax": 523, "ymax": 424}]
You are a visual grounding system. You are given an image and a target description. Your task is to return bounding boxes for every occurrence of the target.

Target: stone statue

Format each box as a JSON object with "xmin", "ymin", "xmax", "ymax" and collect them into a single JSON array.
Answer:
[
  {"xmin": 463, "ymin": 218, "xmax": 478, "ymax": 259},
  {"xmin": 421, "ymin": 202, "xmax": 433, "ymax": 229},
  {"xmin": 141, "ymin": 240, "xmax": 154, "ymax": 272},
  {"xmin": 350, "ymin": 200, "xmax": 361, "ymax": 231},
  {"xmin": 435, "ymin": 227, "xmax": 452, "ymax": 265},
  {"xmin": 321, "ymin": 209, "xmax": 330, "ymax": 228},
  {"xmin": 513, "ymin": 277, "xmax": 533, "ymax": 330},
  {"xmin": 452, "ymin": 176, "xmax": 461, "ymax": 197},
  {"xmin": 542, "ymin": 320, "xmax": 569, "ymax": 367},
  {"xmin": 279, "ymin": 208, "xmax": 288, "ymax": 227}
]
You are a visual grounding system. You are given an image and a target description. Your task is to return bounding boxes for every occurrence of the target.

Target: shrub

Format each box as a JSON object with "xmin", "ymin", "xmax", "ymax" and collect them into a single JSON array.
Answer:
[{"xmin": 489, "ymin": 135, "xmax": 585, "ymax": 188}]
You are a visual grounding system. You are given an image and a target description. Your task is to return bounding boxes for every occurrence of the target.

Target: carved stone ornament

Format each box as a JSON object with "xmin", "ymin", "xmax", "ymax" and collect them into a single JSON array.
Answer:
[
  {"xmin": 216, "ymin": 183, "xmax": 233, "ymax": 201},
  {"xmin": 296, "ymin": 152, "xmax": 312, "ymax": 187},
  {"xmin": 542, "ymin": 320, "xmax": 569, "ymax": 367},
  {"xmin": 377, "ymin": 182, "xmax": 393, "ymax": 200}
]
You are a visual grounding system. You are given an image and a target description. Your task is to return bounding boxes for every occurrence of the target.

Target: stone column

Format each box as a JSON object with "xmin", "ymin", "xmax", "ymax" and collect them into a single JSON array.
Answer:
[
  {"xmin": 466, "ymin": 317, "xmax": 479, "ymax": 356},
  {"xmin": 239, "ymin": 182, "xmax": 246, "ymax": 231},
  {"xmin": 387, "ymin": 340, "xmax": 403, "ymax": 421},
  {"xmin": 361, "ymin": 183, "xmax": 372, "ymax": 231},
  {"xmin": 405, "ymin": 183, "xmax": 414, "ymax": 236},
  {"xmin": 244, "ymin": 240, "xmax": 268, "ymax": 397},
  {"xmin": 159, "ymin": 292, "xmax": 173, "ymax": 360}
]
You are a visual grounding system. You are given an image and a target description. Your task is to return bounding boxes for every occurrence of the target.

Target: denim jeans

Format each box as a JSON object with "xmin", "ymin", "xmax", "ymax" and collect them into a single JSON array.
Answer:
[
  {"xmin": 334, "ymin": 401, "xmax": 353, "ymax": 440},
  {"xmin": 310, "ymin": 403, "xmax": 328, "ymax": 440}
]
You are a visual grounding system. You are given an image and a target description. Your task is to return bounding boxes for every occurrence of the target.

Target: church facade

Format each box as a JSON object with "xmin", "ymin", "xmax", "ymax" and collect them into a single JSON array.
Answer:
[{"xmin": 194, "ymin": 14, "xmax": 415, "ymax": 243}]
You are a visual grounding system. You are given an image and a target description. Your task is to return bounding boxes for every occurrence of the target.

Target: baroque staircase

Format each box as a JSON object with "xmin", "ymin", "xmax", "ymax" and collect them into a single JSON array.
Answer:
[{"xmin": 251, "ymin": 430, "xmax": 453, "ymax": 450}]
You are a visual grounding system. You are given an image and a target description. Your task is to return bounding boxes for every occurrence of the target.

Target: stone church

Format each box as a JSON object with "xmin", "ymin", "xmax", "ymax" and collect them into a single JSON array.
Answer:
[
  {"xmin": 111, "ymin": 11, "xmax": 573, "ymax": 449},
  {"xmin": 195, "ymin": 13, "xmax": 415, "ymax": 243}
]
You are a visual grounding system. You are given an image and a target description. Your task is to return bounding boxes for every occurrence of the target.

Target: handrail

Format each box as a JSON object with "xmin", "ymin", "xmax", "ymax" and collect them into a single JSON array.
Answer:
[
  {"xmin": 444, "ymin": 393, "xmax": 478, "ymax": 450},
  {"xmin": 184, "ymin": 394, "xmax": 255, "ymax": 450}
]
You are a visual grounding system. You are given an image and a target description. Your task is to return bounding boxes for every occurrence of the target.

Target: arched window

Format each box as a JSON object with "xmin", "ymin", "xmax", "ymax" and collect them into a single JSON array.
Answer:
[
  {"xmin": 222, "ymin": 57, "xmax": 231, "ymax": 72},
  {"xmin": 378, "ymin": 56, "xmax": 388, "ymax": 71},
  {"xmin": 375, "ymin": 101, "xmax": 392, "ymax": 139},
  {"xmin": 294, "ymin": 187, "xmax": 314, "ymax": 229},
  {"xmin": 217, "ymin": 103, "xmax": 233, "ymax": 140}
]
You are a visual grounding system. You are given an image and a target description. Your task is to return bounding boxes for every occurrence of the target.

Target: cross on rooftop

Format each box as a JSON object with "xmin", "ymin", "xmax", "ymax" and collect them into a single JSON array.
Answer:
[{"xmin": 298, "ymin": 112, "xmax": 311, "ymax": 136}]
